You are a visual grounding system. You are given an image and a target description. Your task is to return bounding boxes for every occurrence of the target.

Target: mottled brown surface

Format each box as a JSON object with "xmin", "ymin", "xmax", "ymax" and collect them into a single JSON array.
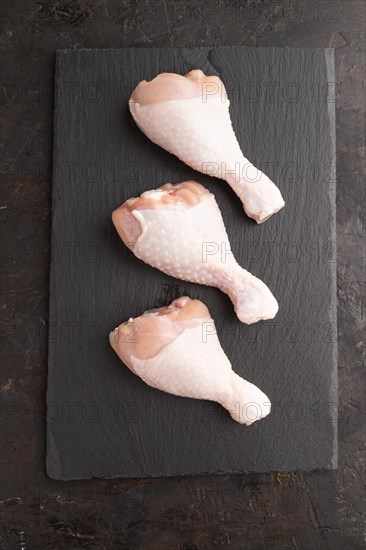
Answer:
[{"xmin": 1, "ymin": 1, "xmax": 365, "ymax": 549}]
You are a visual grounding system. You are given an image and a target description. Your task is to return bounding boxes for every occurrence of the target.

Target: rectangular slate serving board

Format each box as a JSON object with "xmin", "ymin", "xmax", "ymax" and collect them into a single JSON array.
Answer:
[{"xmin": 47, "ymin": 47, "xmax": 337, "ymax": 480}]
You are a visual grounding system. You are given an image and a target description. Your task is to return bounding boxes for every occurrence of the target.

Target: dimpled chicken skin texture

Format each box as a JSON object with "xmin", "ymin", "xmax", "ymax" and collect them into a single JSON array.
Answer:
[
  {"xmin": 129, "ymin": 70, "xmax": 285, "ymax": 223},
  {"xmin": 112, "ymin": 181, "xmax": 279, "ymax": 325},
  {"xmin": 110, "ymin": 296, "xmax": 271, "ymax": 425}
]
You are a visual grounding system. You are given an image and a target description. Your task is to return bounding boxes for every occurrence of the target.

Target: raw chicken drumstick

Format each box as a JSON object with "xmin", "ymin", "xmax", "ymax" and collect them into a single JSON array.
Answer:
[
  {"xmin": 112, "ymin": 180, "xmax": 278, "ymax": 324},
  {"xmin": 110, "ymin": 296, "xmax": 271, "ymax": 425},
  {"xmin": 129, "ymin": 70, "xmax": 285, "ymax": 223}
]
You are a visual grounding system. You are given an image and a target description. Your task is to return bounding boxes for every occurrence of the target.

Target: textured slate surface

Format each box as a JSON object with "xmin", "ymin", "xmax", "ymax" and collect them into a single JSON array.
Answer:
[{"xmin": 47, "ymin": 47, "xmax": 337, "ymax": 480}]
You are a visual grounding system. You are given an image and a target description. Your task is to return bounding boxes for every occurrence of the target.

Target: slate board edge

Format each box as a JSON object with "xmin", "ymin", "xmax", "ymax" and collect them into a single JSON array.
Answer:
[
  {"xmin": 325, "ymin": 47, "xmax": 338, "ymax": 471},
  {"xmin": 52, "ymin": 464, "xmax": 338, "ymax": 482},
  {"xmin": 46, "ymin": 50, "xmax": 64, "ymax": 481}
]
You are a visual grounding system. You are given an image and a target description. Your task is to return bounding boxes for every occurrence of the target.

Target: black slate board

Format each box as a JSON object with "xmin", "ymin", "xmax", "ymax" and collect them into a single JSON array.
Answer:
[{"xmin": 47, "ymin": 47, "xmax": 337, "ymax": 480}]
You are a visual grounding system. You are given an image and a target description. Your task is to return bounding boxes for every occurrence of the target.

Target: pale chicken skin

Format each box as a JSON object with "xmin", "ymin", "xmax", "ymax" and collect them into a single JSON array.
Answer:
[
  {"xmin": 112, "ymin": 181, "xmax": 278, "ymax": 324},
  {"xmin": 110, "ymin": 297, "xmax": 271, "ymax": 425},
  {"xmin": 129, "ymin": 70, "xmax": 285, "ymax": 223}
]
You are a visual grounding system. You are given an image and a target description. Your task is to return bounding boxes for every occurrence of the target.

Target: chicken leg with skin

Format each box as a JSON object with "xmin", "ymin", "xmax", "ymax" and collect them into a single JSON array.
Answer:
[
  {"xmin": 129, "ymin": 70, "xmax": 285, "ymax": 223},
  {"xmin": 110, "ymin": 297, "xmax": 271, "ymax": 425},
  {"xmin": 112, "ymin": 180, "xmax": 278, "ymax": 324}
]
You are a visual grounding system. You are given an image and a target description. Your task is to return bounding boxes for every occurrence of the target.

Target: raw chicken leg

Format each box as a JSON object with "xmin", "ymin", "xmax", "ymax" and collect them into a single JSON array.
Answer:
[
  {"xmin": 129, "ymin": 70, "xmax": 285, "ymax": 223},
  {"xmin": 110, "ymin": 296, "xmax": 271, "ymax": 425},
  {"xmin": 112, "ymin": 181, "xmax": 278, "ymax": 324}
]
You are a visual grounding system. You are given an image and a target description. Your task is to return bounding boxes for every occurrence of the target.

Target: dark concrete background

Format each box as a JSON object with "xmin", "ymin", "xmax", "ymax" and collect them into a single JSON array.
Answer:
[{"xmin": 1, "ymin": 1, "xmax": 365, "ymax": 548}]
